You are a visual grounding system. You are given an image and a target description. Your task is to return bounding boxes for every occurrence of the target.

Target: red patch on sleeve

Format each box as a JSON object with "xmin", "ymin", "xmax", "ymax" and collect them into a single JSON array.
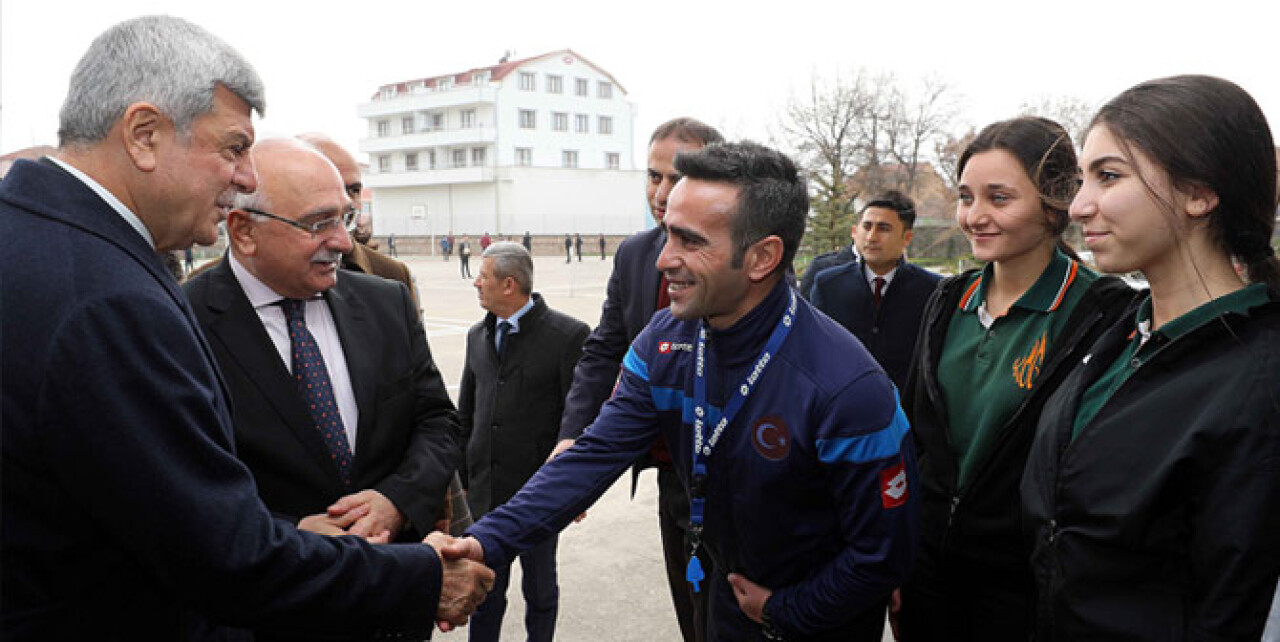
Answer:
[{"xmin": 880, "ymin": 458, "xmax": 909, "ymax": 509}]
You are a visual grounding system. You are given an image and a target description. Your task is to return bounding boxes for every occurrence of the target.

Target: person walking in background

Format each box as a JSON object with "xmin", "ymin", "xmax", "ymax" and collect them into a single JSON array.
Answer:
[
  {"xmin": 563, "ymin": 233, "xmax": 572, "ymax": 263},
  {"xmin": 1022, "ymin": 74, "xmax": 1280, "ymax": 640},
  {"xmin": 388, "ymin": 232, "xmax": 397, "ymax": 257},
  {"xmin": 522, "ymin": 230, "xmax": 532, "ymax": 253},
  {"xmin": 574, "ymin": 232, "xmax": 583, "ymax": 261},
  {"xmin": 480, "ymin": 231, "xmax": 491, "ymax": 252},
  {"xmin": 458, "ymin": 242, "xmax": 589, "ymax": 642},
  {"xmin": 598, "ymin": 233, "xmax": 606, "ymax": 259},
  {"xmin": 459, "ymin": 235, "xmax": 472, "ymax": 278},
  {"xmin": 897, "ymin": 117, "xmax": 1133, "ymax": 641}
]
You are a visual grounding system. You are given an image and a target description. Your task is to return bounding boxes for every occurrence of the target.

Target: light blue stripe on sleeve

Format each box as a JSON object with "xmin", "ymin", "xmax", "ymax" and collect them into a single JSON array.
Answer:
[
  {"xmin": 650, "ymin": 386, "xmax": 683, "ymax": 412},
  {"xmin": 622, "ymin": 346, "xmax": 649, "ymax": 382},
  {"xmin": 816, "ymin": 392, "xmax": 910, "ymax": 464}
]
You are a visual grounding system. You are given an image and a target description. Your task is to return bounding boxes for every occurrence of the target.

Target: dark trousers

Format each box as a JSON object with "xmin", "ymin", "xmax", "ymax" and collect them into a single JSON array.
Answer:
[
  {"xmin": 657, "ymin": 467, "xmax": 708, "ymax": 642},
  {"xmin": 460, "ymin": 254, "xmax": 471, "ymax": 278},
  {"xmin": 470, "ymin": 535, "xmax": 559, "ymax": 642},
  {"xmin": 898, "ymin": 547, "xmax": 1033, "ymax": 641}
]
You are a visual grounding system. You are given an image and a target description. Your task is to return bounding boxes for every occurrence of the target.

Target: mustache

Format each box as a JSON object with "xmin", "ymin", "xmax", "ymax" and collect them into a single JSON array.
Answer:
[{"xmin": 311, "ymin": 249, "xmax": 343, "ymax": 264}]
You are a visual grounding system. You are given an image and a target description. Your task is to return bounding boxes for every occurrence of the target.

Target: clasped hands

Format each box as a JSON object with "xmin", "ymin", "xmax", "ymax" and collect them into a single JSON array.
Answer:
[{"xmin": 424, "ymin": 532, "xmax": 492, "ymax": 632}]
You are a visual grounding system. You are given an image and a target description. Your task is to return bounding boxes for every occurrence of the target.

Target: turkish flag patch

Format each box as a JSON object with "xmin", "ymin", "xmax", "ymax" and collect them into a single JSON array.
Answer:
[{"xmin": 880, "ymin": 458, "xmax": 908, "ymax": 509}]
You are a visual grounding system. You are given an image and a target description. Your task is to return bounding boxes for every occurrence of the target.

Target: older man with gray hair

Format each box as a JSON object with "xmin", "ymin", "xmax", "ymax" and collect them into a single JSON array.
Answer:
[
  {"xmin": 0, "ymin": 16, "xmax": 491, "ymax": 640},
  {"xmin": 458, "ymin": 241, "xmax": 589, "ymax": 642}
]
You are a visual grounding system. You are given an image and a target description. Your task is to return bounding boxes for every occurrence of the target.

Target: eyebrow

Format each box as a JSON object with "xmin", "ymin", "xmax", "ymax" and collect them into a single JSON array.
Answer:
[
  {"xmin": 1085, "ymin": 155, "xmax": 1130, "ymax": 173},
  {"xmin": 664, "ymin": 222, "xmax": 707, "ymax": 245},
  {"xmin": 298, "ymin": 205, "xmax": 345, "ymax": 223}
]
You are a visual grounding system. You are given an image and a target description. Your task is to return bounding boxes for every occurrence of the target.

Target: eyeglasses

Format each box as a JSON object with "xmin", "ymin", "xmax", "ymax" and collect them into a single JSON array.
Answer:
[{"xmin": 242, "ymin": 207, "xmax": 356, "ymax": 236}]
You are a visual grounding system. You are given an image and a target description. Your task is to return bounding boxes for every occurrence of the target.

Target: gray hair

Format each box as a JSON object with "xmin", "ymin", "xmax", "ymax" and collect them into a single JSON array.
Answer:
[
  {"xmin": 482, "ymin": 241, "xmax": 533, "ymax": 294},
  {"xmin": 58, "ymin": 15, "xmax": 266, "ymax": 147}
]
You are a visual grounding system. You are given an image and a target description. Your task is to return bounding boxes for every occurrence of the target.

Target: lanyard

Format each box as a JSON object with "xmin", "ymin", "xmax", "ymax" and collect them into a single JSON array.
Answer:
[{"xmin": 686, "ymin": 288, "xmax": 796, "ymax": 592}]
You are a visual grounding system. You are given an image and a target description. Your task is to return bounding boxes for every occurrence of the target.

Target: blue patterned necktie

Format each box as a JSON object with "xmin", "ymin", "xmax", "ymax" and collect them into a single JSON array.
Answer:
[
  {"xmin": 280, "ymin": 298, "xmax": 353, "ymax": 486},
  {"xmin": 495, "ymin": 320, "xmax": 513, "ymax": 358}
]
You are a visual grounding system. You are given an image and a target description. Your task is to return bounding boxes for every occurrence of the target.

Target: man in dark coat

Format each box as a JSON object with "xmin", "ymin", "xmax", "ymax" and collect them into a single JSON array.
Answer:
[
  {"xmin": 0, "ymin": 16, "xmax": 490, "ymax": 640},
  {"xmin": 811, "ymin": 190, "xmax": 941, "ymax": 390},
  {"xmin": 458, "ymin": 242, "xmax": 589, "ymax": 642}
]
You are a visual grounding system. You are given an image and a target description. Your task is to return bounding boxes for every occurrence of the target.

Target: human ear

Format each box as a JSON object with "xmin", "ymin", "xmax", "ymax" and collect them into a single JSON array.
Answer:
[
  {"xmin": 1185, "ymin": 184, "xmax": 1220, "ymax": 219},
  {"xmin": 120, "ymin": 102, "xmax": 165, "ymax": 173},
  {"xmin": 746, "ymin": 236, "xmax": 784, "ymax": 283},
  {"xmin": 226, "ymin": 210, "xmax": 257, "ymax": 256}
]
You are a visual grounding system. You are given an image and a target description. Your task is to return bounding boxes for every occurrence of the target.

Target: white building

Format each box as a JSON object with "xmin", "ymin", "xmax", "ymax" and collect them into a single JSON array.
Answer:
[{"xmin": 357, "ymin": 50, "xmax": 645, "ymax": 240}]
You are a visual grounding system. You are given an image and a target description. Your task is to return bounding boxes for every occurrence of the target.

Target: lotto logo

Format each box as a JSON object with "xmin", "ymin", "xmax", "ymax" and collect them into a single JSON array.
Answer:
[
  {"xmin": 658, "ymin": 341, "xmax": 671, "ymax": 354},
  {"xmin": 880, "ymin": 459, "xmax": 908, "ymax": 509}
]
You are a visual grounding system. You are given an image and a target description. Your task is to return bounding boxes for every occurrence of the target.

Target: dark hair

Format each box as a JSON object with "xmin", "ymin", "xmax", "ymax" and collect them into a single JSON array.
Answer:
[
  {"xmin": 674, "ymin": 141, "xmax": 809, "ymax": 275},
  {"xmin": 862, "ymin": 189, "xmax": 918, "ymax": 229},
  {"xmin": 650, "ymin": 117, "xmax": 725, "ymax": 147},
  {"xmin": 958, "ymin": 116, "xmax": 1080, "ymax": 259},
  {"xmin": 1091, "ymin": 75, "xmax": 1280, "ymax": 291}
]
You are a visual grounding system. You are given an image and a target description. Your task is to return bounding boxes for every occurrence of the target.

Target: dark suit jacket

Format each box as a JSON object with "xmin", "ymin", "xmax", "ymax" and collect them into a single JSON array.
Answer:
[
  {"xmin": 184, "ymin": 258, "xmax": 461, "ymax": 538},
  {"xmin": 0, "ymin": 158, "xmax": 440, "ymax": 639},
  {"xmin": 799, "ymin": 244, "xmax": 857, "ymax": 300},
  {"xmin": 458, "ymin": 294, "xmax": 589, "ymax": 516},
  {"xmin": 343, "ymin": 241, "xmax": 419, "ymax": 308},
  {"xmin": 559, "ymin": 225, "xmax": 664, "ymax": 440},
  {"xmin": 810, "ymin": 258, "xmax": 942, "ymax": 391}
]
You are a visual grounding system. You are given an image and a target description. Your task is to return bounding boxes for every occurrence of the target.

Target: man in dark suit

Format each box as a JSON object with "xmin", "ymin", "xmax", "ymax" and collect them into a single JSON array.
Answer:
[
  {"xmin": 458, "ymin": 242, "xmax": 589, "ymax": 641},
  {"xmin": 811, "ymin": 190, "xmax": 942, "ymax": 390},
  {"xmin": 554, "ymin": 117, "xmax": 723, "ymax": 642},
  {"xmin": 799, "ymin": 234, "xmax": 858, "ymax": 300},
  {"xmin": 0, "ymin": 16, "xmax": 490, "ymax": 640},
  {"xmin": 185, "ymin": 137, "xmax": 462, "ymax": 551}
]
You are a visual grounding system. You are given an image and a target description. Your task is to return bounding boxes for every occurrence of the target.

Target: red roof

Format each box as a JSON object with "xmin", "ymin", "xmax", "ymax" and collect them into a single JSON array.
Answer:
[{"xmin": 370, "ymin": 49, "xmax": 626, "ymax": 100}]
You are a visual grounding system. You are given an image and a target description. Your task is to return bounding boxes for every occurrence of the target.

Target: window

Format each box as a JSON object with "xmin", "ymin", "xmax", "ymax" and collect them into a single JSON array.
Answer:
[
  {"xmin": 519, "ymin": 109, "xmax": 536, "ymax": 129},
  {"xmin": 439, "ymin": 77, "xmax": 454, "ymax": 90},
  {"xmin": 473, "ymin": 71, "xmax": 490, "ymax": 84},
  {"xmin": 379, "ymin": 87, "xmax": 395, "ymax": 99},
  {"xmin": 552, "ymin": 112, "xmax": 568, "ymax": 132},
  {"xmin": 547, "ymin": 74, "xmax": 563, "ymax": 94},
  {"xmin": 451, "ymin": 149, "xmax": 466, "ymax": 167},
  {"xmin": 401, "ymin": 117, "xmax": 415, "ymax": 134},
  {"xmin": 429, "ymin": 113, "xmax": 443, "ymax": 131},
  {"xmin": 597, "ymin": 81, "xmax": 613, "ymax": 99},
  {"xmin": 575, "ymin": 78, "xmax": 588, "ymax": 96},
  {"xmin": 575, "ymin": 114, "xmax": 589, "ymax": 133},
  {"xmin": 405, "ymin": 152, "xmax": 418, "ymax": 171},
  {"xmin": 471, "ymin": 147, "xmax": 486, "ymax": 166},
  {"xmin": 598, "ymin": 116, "xmax": 613, "ymax": 135},
  {"xmin": 460, "ymin": 109, "xmax": 475, "ymax": 129},
  {"xmin": 519, "ymin": 71, "xmax": 535, "ymax": 91},
  {"xmin": 376, "ymin": 120, "xmax": 390, "ymax": 137},
  {"xmin": 427, "ymin": 149, "xmax": 437, "ymax": 169},
  {"xmin": 516, "ymin": 148, "xmax": 532, "ymax": 166},
  {"xmin": 606, "ymin": 152, "xmax": 620, "ymax": 170},
  {"xmin": 377, "ymin": 155, "xmax": 390, "ymax": 172},
  {"xmin": 562, "ymin": 150, "xmax": 579, "ymax": 168}
]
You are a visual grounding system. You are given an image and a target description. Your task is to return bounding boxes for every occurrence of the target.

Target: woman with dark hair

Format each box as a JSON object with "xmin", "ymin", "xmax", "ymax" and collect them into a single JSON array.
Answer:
[
  {"xmin": 1022, "ymin": 74, "xmax": 1280, "ymax": 640},
  {"xmin": 897, "ymin": 117, "xmax": 1134, "ymax": 639}
]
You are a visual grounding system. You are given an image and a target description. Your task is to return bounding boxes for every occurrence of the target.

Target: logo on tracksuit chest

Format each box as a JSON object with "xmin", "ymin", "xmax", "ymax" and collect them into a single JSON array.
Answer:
[
  {"xmin": 751, "ymin": 415, "xmax": 791, "ymax": 461},
  {"xmin": 658, "ymin": 340, "xmax": 693, "ymax": 354}
]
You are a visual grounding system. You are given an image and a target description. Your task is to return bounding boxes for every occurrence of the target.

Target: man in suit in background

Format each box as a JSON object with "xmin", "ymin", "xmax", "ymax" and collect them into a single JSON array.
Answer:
[
  {"xmin": 0, "ymin": 16, "xmax": 490, "ymax": 639},
  {"xmin": 554, "ymin": 117, "xmax": 723, "ymax": 642},
  {"xmin": 799, "ymin": 227, "xmax": 859, "ymax": 300},
  {"xmin": 458, "ymin": 242, "xmax": 589, "ymax": 642},
  {"xmin": 811, "ymin": 190, "xmax": 941, "ymax": 391},
  {"xmin": 185, "ymin": 138, "xmax": 462, "ymax": 554}
]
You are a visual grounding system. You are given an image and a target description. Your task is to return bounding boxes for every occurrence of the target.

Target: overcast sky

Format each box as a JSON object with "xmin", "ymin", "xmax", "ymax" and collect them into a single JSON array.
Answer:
[{"xmin": 3, "ymin": 0, "xmax": 1277, "ymax": 163}]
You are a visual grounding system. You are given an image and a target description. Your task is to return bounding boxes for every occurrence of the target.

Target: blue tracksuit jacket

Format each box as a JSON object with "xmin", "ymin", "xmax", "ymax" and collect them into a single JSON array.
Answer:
[{"xmin": 468, "ymin": 281, "xmax": 919, "ymax": 639}]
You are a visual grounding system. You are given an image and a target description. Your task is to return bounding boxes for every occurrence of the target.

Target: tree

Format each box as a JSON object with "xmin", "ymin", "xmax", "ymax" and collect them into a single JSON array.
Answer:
[
  {"xmin": 774, "ymin": 70, "xmax": 876, "ymax": 255},
  {"xmin": 884, "ymin": 74, "xmax": 960, "ymax": 194},
  {"xmin": 1017, "ymin": 94, "xmax": 1097, "ymax": 147}
]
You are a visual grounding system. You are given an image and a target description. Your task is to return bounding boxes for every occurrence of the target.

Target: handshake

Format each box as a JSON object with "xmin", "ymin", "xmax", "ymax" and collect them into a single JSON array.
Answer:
[{"xmin": 423, "ymin": 532, "xmax": 492, "ymax": 632}]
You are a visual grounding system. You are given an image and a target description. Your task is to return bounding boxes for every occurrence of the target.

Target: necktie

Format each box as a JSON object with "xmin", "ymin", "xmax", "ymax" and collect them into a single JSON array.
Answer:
[
  {"xmin": 280, "ymin": 299, "xmax": 353, "ymax": 486},
  {"xmin": 496, "ymin": 320, "xmax": 513, "ymax": 358},
  {"xmin": 873, "ymin": 277, "xmax": 886, "ymax": 308}
]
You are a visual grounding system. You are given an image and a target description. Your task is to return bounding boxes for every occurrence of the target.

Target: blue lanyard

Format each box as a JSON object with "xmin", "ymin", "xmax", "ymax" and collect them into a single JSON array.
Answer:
[{"xmin": 686, "ymin": 288, "xmax": 796, "ymax": 592}]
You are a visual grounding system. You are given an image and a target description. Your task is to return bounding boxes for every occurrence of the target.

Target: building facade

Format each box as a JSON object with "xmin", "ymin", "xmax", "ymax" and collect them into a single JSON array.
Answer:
[{"xmin": 358, "ymin": 50, "xmax": 645, "ymax": 240}]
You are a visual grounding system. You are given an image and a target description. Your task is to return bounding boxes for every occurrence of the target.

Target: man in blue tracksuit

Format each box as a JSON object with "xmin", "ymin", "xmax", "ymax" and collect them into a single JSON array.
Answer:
[{"xmin": 447, "ymin": 142, "xmax": 919, "ymax": 640}]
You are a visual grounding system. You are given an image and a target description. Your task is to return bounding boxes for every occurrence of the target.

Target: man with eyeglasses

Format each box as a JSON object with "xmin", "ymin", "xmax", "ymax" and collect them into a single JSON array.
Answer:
[{"xmin": 183, "ymin": 140, "xmax": 466, "ymax": 632}]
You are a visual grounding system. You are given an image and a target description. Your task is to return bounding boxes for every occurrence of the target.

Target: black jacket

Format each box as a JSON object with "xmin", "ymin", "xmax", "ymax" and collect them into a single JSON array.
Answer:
[
  {"xmin": 810, "ymin": 258, "xmax": 942, "ymax": 390},
  {"xmin": 1022, "ymin": 294, "xmax": 1280, "ymax": 641},
  {"xmin": 799, "ymin": 244, "xmax": 857, "ymax": 300},
  {"xmin": 458, "ymin": 294, "xmax": 589, "ymax": 516},
  {"xmin": 903, "ymin": 270, "xmax": 1133, "ymax": 576}
]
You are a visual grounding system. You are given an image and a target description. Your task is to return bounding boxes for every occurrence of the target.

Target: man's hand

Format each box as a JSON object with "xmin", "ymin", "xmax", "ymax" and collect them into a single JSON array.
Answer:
[
  {"xmin": 728, "ymin": 572, "xmax": 773, "ymax": 624},
  {"xmin": 888, "ymin": 588, "xmax": 903, "ymax": 640},
  {"xmin": 298, "ymin": 504, "xmax": 390, "ymax": 543},
  {"xmin": 327, "ymin": 489, "xmax": 404, "ymax": 541},
  {"xmin": 546, "ymin": 438, "xmax": 575, "ymax": 462},
  {"xmin": 424, "ymin": 532, "xmax": 493, "ymax": 632}
]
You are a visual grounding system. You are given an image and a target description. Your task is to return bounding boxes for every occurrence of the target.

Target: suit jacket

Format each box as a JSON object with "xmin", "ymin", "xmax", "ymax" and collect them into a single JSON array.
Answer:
[
  {"xmin": 0, "ymin": 158, "xmax": 440, "ymax": 640},
  {"xmin": 343, "ymin": 241, "xmax": 418, "ymax": 308},
  {"xmin": 184, "ymin": 258, "xmax": 461, "ymax": 538},
  {"xmin": 559, "ymin": 225, "xmax": 664, "ymax": 440},
  {"xmin": 458, "ymin": 294, "xmax": 589, "ymax": 516},
  {"xmin": 810, "ymin": 258, "xmax": 941, "ymax": 390},
  {"xmin": 799, "ymin": 244, "xmax": 857, "ymax": 300}
]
